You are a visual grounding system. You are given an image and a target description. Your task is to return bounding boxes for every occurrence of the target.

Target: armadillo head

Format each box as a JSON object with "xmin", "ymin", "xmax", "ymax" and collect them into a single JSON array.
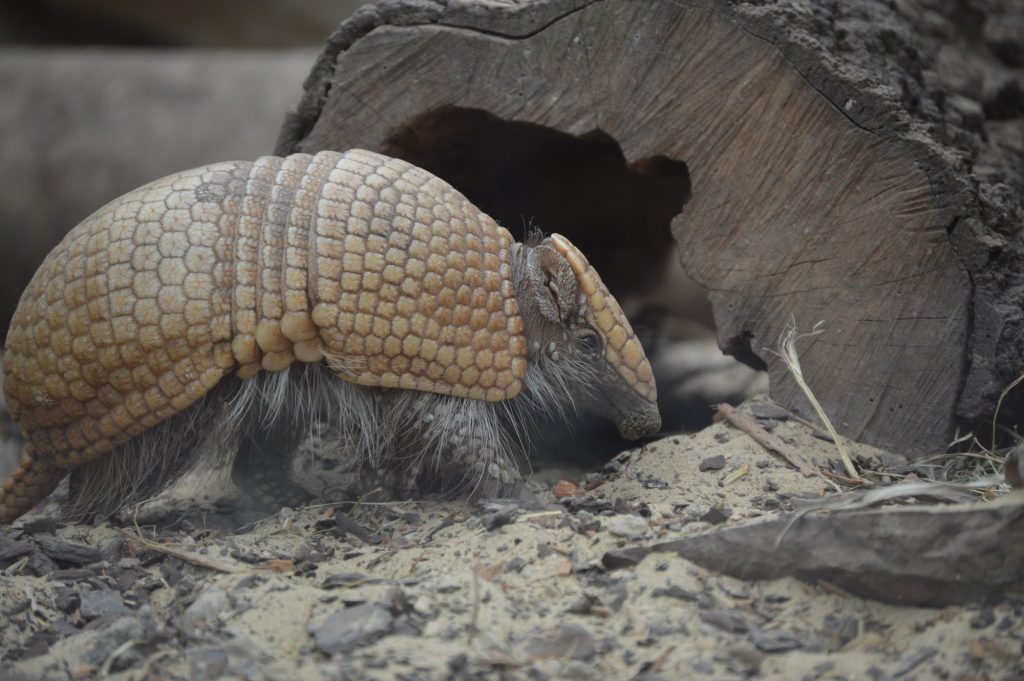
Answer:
[{"xmin": 511, "ymin": 233, "xmax": 660, "ymax": 440}]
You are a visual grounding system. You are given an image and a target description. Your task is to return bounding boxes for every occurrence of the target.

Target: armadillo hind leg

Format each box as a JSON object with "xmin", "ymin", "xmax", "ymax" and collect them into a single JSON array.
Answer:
[
  {"xmin": 0, "ymin": 448, "xmax": 64, "ymax": 523},
  {"xmin": 65, "ymin": 379, "xmax": 242, "ymax": 520}
]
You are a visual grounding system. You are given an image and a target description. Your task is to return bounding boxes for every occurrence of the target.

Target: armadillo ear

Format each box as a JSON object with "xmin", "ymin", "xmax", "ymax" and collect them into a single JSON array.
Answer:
[{"xmin": 526, "ymin": 245, "xmax": 578, "ymax": 323}]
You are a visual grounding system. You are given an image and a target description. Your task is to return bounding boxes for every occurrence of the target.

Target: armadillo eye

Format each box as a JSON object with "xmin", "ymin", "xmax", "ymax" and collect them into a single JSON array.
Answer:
[{"xmin": 575, "ymin": 327, "xmax": 603, "ymax": 357}]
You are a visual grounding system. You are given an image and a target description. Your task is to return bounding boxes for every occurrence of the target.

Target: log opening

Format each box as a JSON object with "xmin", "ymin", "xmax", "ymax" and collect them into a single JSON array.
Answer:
[
  {"xmin": 379, "ymin": 106, "xmax": 691, "ymax": 302},
  {"xmin": 379, "ymin": 106, "xmax": 760, "ymax": 440}
]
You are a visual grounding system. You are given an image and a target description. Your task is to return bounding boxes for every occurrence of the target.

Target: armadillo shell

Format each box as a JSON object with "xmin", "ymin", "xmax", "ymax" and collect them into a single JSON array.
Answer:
[{"xmin": 3, "ymin": 149, "xmax": 527, "ymax": 470}]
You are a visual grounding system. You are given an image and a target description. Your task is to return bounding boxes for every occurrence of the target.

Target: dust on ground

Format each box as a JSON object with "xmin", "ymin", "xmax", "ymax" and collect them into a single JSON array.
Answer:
[{"xmin": 1, "ymin": 396, "xmax": 1020, "ymax": 681}]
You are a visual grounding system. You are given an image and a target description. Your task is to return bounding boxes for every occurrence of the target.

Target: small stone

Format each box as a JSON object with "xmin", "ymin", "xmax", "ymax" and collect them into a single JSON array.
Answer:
[
  {"xmin": 652, "ymin": 585, "xmax": 698, "ymax": 602},
  {"xmin": 969, "ymin": 608, "xmax": 996, "ymax": 629},
  {"xmin": 321, "ymin": 572, "xmax": 376, "ymax": 589},
  {"xmin": 701, "ymin": 609, "xmax": 748, "ymax": 633},
  {"xmin": 182, "ymin": 588, "xmax": 229, "ymax": 637},
  {"xmin": 699, "ymin": 507, "xmax": 731, "ymax": 525},
  {"xmin": 750, "ymin": 626, "xmax": 803, "ymax": 652},
  {"xmin": 82, "ymin": 607, "xmax": 157, "ymax": 667},
  {"xmin": 565, "ymin": 593, "xmax": 600, "ymax": 614},
  {"xmin": 79, "ymin": 589, "xmax": 128, "ymax": 620},
  {"xmin": 480, "ymin": 507, "xmax": 516, "ymax": 530},
  {"xmin": 553, "ymin": 480, "xmax": 579, "ymax": 499},
  {"xmin": 55, "ymin": 587, "xmax": 80, "ymax": 613},
  {"xmin": 606, "ymin": 514, "xmax": 649, "ymax": 539},
  {"xmin": 312, "ymin": 603, "xmax": 394, "ymax": 655},
  {"xmin": 699, "ymin": 455, "xmax": 726, "ymax": 472}
]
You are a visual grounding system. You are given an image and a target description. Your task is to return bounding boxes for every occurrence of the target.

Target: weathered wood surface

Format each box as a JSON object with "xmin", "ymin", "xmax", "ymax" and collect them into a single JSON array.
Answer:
[
  {"xmin": 601, "ymin": 493, "xmax": 1024, "ymax": 607},
  {"xmin": 276, "ymin": 0, "xmax": 978, "ymax": 455}
]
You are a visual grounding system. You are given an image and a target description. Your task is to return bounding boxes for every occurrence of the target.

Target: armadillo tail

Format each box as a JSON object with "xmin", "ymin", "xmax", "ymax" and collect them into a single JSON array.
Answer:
[{"xmin": 0, "ymin": 447, "xmax": 63, "ymax": 524}]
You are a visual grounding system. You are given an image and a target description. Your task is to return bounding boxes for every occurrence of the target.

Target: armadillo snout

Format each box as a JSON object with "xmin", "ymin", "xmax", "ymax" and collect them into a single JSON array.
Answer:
[{"xmin": 615, "ymin": 402, "xmax": 662, "ymax": 440}]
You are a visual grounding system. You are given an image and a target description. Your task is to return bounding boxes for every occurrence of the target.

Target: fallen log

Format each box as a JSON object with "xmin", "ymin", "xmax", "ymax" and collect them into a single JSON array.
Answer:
[
  {"xmin": 275, "ymin": 0, "xmax": 1024, "ymax": 456},
  {"xmin": 601, "ymin": 493, "xmax": 1024, "ymax": 607}
]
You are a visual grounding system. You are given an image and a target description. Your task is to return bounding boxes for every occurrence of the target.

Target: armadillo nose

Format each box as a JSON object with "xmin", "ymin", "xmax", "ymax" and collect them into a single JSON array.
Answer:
[{"xmin": 616, "ymin": 402, "xmax": 662, "ymax": 440}]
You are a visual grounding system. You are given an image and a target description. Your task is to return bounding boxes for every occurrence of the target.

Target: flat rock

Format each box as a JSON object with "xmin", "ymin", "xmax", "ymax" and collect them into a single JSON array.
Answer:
[
  {"xmin": 79, "ymin": 589, "xmax": 128, "ymax": 619},
  {"xmin": 312, "ymin": 603, "xmax": 394, "ymax": 655}
]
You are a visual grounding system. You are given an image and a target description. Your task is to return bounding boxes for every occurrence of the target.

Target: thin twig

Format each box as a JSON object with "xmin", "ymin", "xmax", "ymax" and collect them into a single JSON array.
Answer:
[
  {"xmin": 992, "ymin": 373, "xmax": 1024, "ymax": 451},
  {"xmin": 122, "ymin": 530, "xmax": 247, "ymax": 573},
  {"xmin": 716, "ymin": 403, "xmax": 818, "ymax": 477},
  {"xmin": 769, "ymin": 317, "xmax": 861, "ymax": 481}
]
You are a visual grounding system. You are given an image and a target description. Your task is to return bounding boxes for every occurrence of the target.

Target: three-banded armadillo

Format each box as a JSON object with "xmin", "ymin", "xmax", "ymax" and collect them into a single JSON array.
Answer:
[{"xmin": 0, "ymin": 149, "xmax": 659, "ymax": 522}]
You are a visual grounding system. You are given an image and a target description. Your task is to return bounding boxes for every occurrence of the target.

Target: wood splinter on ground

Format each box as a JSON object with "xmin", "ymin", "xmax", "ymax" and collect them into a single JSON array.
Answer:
[{"xmin": 715, "ymin": 403, "xmax": 818, "ymax": 478}]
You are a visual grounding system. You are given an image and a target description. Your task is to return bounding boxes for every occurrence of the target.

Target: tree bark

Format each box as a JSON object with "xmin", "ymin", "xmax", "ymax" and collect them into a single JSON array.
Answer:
[{"xmin": 275, "ymin": 0, "xmax": 1024, "ymax": 456}]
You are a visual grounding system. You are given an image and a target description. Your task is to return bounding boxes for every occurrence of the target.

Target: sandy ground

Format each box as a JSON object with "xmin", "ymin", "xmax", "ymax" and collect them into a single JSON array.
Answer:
[{"xmin": 0, "ymin": 396, "xmax": 1021, "ymax": 681}]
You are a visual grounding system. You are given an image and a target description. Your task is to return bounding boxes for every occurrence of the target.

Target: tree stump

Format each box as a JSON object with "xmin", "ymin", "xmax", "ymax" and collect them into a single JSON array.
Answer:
[{"xmin": 276, "ymin": 0, "xmax": 1022, "ymax": 456}]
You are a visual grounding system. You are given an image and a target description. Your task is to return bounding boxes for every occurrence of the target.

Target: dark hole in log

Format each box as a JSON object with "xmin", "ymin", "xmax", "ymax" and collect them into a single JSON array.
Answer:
[
  {"xmin": 380, "ymin": 107, "xmax": 767, "ymax": 459},
  {"xmin": 379, "ymin": 106, "xmax": 690, "ymax": 300}
]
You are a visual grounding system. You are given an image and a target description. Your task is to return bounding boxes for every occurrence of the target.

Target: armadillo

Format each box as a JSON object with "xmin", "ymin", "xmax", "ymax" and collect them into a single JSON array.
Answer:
[{"xmin": 0, "ymin": 149, "xmax": 659, "ymax": 522}]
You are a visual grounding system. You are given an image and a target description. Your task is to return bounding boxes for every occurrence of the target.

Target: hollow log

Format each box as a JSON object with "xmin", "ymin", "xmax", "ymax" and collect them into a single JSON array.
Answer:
[{"xmin": 275, "ymin": 0, "xmax": 1024, "ymax": 456}]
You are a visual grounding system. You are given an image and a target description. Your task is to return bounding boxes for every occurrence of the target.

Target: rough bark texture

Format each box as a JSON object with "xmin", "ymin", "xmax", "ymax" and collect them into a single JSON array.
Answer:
[{"xmin": 276, "ymin": 0, "xmax": 1024, "ymax": 456}]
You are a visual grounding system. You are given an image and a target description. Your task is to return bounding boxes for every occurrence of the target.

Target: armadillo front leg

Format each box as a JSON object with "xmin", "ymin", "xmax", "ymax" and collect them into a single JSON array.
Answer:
[
  {"xmin": 0, "ymin": 449, "xmax": 63, "ymax": 522},
  {"xmin": 396, "ymin": 397, "xmax": 523, "ymax": 499}
]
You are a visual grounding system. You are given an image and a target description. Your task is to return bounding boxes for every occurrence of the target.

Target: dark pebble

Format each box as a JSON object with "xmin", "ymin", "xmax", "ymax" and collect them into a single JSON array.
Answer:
[
  {"xmin": 750, "ymin": 626, "xmax": 803, "ymax": 652},
  {"xmin": 699, "ymin": 455, "xmax": 727, "ymax": 472},
  {"xmin": 333, "ymin": 514, "xmax": 373, "ymax": 543},
  {"xmin": 313, "ymin": 603, "xmax": 394, "ymax": 655},
  {"xmin": 321, "ymin": 572, "xmax": 377, "ymax": 589},
  {"xmin": 969, "ymin": 608, "xmax": 996, "ymax": 628},
  {"xmin": 565, "ymin": 593, "xmax": 600, "ymax": 614},
  {"xmin": 701, "ymin": 609, "xmax": 749, "ymax": 633},
  {"xmin": 54, "ymin": 587, "xmax": 80, "ymax": 613},
  {"xmin": 652, "ymin": 585, "xmax": 699, "ymax": 602},
  {"xmin": 480, "ymin": 508, "xmax": 517, "ymax": 530},
  {"xmin": 20, "ymin": 518, "xmax": 62, "ymax": 535},
  {"xmin": 79, "ymin": 589, "xmax": 129, "ymax": 619},
  {"xmin": 699, "ymin": 507, "xmax": 731, "ymax": 525}
]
